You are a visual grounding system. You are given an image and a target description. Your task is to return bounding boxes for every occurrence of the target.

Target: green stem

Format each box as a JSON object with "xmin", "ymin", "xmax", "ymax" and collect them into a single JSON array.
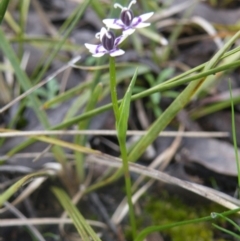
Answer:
[
  {"xmin": 118, "ymin": 138, "xmax": 137, "ymax": 239},
  {"xmin": 109, "ymin": 56, "xmax": 136, "ymax": 239},
  {"xmin": 109, "ymin": 57, "xmax": 120, "ymax": 122}
]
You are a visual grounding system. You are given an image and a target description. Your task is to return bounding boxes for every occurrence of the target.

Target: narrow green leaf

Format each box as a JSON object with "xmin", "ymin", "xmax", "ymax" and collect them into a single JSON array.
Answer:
[
  {"xmin": 0, "ymin": 0, "xmax": 10, "ymax": 24},
  {"xmin": 52, "ymin": 187, "xmax": 102, "ymax": 241},
  {"xmin": 117, "ymin": 68, "xmax": 138, "ymax": 141},
  {"xmin": 0, "ymin": 171, "xmax": 49, "ymax": 207},
  {"xmin": 212, "ymin": 212, "xmax": 240, "ymax": 232},
  {"xmin": 191, "ymin": 94, "xmax": 240, "ymax": 119},
  {"xmin": 229, "ymin": 80, "xmax": 240, "ymax": 189},
  {"xmin": 116, "ymin": 70, "xmax": 138, "ymax": 239},
  {"xmin": 212, "ymin": 224, "xmax": 240, "ymax": 239},
  {"xmin": 212, "ymin": 212, "xmax": 240, "ymax": 240}
]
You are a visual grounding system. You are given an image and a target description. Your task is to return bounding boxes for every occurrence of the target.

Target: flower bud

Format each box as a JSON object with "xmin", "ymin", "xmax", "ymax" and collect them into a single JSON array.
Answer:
[
  {"xmin": 120, "ymin": 9, "xmax": 134, "ymax": 26},
  {"xmin": 102, "ymin": 31, "xmax": 115, "ymax": 51}
]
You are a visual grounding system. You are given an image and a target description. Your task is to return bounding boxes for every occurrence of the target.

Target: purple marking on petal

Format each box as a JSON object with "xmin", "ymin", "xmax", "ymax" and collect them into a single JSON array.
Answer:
[
  {"xmin": 114, "ymin": 37, "xmax": 121, "ymax": 46},
  {"xmin": 109, "ymin": 48, "xmax": 118, "ymax": 54},
  {"xmin": 114, "ymin": 34, "xmax": 128, "ymax": 46},
  {"xmin": 96, "ymin": 45, "xmax": 101, "ymax": 53},
  {"xmin": 131, "ymin": 17, "xmax": 142, "ymax": 27},
  {"xmin": 113, "ymin": 19, "xmax": 125, "ymax": 28}
]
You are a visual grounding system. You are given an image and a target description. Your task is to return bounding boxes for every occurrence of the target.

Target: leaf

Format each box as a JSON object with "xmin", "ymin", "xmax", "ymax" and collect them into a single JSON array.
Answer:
[
  {"xmin": 0, "ymin": 0, "xmax": 10, "ymax": 24},
  {"xmin": 0, "ymin": 171, "xmax": 49, "ymax": 207},
  {"xmin": 52, "ymin": 187, "xmax": 102, "ymax": 241},
  {"xmin": 229, "ymin": 80, "xmax": 240, "ymax": 184},
  {"xmin": 33, "ymin": 136, "xmax": 101, "ymax": 155},
  {"xmin": 117, "ymin": 68, "xmax": 138, "ymax": 141}
]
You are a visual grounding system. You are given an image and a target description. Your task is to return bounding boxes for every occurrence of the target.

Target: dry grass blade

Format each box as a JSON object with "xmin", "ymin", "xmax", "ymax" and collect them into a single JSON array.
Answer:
[
  {"xmin": 52, "ymin": 187, "xmax": 102, "ymax": 241},
  {"xmin": 4, "ymin": 202, "xmax": 46, "ymax": 241},
  {"xmin": 191, "ymin": 16, "xmax": 223, "ymax": 49},
  {"xmin": 0, "ymin": 218, "xmax": 107, "ymax": 228},
  {"xmin": 87, "ymin": 153, "xmax": 240, "ymax": 210},
  {"xmin": 34, "ymin": 136, "xmax": 101, "ymax": 155},
  {"xmin": 0, "ymin": 129, "xmax": 229, "ymax": 138}
]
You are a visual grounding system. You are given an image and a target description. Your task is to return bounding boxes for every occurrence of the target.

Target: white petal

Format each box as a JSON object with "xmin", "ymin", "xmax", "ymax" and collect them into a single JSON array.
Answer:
[
  {"xmin": 138, "ymin": 12, "xmax": 154, "ymax": 22},
  {"xmin": 110, "ymin": 49, "xmax": 125, "ymax": 57},
  {"xmin": 135, "ymin": 23, "xmax": 151, "ymax": 29},
  {"xmin": 131, "ymin": 12, "xmax": 154, "ymax": 28},
  {"xmin": 85, "ymin": 43, "xmax": 98, "ymax": 52},
  {"xmin": 92, "ymin": 52, "xmax": 106, "ymax": 57},
  {"xmin": 123, "ymin": 28, "xmax": 136, "ymax": 35},
  {"xmin": 85, "ymin": 43, "xmax": 106, "ymax": 54},
  {"xmin": 103, "ymin": 18, "xmax": 125, "ymax": 29}
]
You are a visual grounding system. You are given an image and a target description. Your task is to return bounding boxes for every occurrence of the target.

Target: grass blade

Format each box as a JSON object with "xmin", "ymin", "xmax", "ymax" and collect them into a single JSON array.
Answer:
[
  {"xmin": 0, "ymin": 0, "xmax": 10, "ymax": 24},
  {"xmin": 52, "ymin": 187, "xmax": 102, "ymax": 241},
  {"xmin": 0, "ymin": 171, "xmax": 50, "ymax": 207},
  {"xmin": 117, "ymin": 68, "xmax": 138, "ymax": 140},
  {"xmin": 229, "ymin": 80, "xmax": 240, "ymax": 190},
  {"xmin": 116, "ymin": 68, "xmax": 138, "ymax": 238}
]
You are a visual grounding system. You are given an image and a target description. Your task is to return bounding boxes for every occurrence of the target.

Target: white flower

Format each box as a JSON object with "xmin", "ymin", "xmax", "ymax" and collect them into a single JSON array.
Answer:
[
  {"xmin": 103, "ymin": 0, "xmax": 154, "ymax": 35},
  {"xmin": 85, "ymin": 27, "xmax": 127, "ymax": 57}
]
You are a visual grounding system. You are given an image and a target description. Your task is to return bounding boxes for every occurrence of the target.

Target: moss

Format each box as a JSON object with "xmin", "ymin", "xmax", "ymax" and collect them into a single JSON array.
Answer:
[{"xmin": 141, "ymin": 191, "xmax": 228, "ymax": 241}]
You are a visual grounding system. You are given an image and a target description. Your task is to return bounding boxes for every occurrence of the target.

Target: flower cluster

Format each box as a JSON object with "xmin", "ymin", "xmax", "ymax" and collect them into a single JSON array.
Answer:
[{"xmin": 85, "ymin": 0, "xmax": 153, "ymax": 57}]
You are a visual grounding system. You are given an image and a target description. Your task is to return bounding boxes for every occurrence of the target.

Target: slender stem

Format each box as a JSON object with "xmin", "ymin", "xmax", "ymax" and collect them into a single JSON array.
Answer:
[
  {"xmin": 118, "ymin": 138, "xmax": 137, "ymax": 239},
  {"xmin": 109, "ymin": 57, "xmax": 119, "ymax": 122},
  {"xmin": 109, "ymin": 56, "xmax": 136, "ymax": 239}
]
